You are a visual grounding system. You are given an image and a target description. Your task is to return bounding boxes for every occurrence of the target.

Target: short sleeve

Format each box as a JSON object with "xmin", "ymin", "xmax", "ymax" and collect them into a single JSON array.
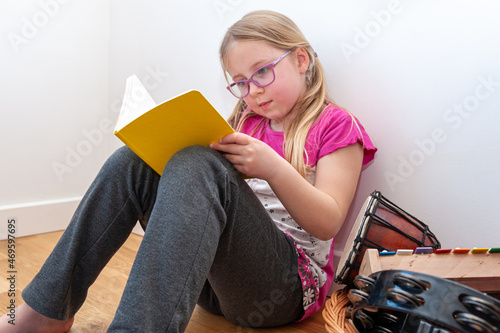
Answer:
[{"xmin": 306, "ymin": 105, "xmax": 377, "ymax": 166}]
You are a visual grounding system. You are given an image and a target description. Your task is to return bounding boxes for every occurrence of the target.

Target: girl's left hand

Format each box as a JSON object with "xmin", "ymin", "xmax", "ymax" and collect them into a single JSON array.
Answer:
[{"xmin": 210, "ymin": 133, "xmax": 284, "ymax": 180}]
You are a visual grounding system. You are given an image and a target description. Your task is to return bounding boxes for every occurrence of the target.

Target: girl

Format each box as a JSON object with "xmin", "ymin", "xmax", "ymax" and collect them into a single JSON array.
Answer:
[{"xmin": 0, "ymin": 10, "xmax": 376, "ymax": 333}]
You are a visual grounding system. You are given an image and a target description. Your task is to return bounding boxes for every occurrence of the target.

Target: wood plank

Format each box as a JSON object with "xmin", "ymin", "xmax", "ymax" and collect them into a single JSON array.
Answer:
[
  {"xmin": 358, "ymin": 247, "xmax": 381, "ymax": 278},
  {"xmin": 359, "ymin": 248, "xmax": 500, "ymax": 292},
  {"xmin": 0, "ymin": 231, "xmax": 327, "ymax": 332}
]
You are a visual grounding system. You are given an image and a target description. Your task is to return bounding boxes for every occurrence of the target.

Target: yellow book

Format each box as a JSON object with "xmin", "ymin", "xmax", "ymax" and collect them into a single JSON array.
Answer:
[{"xmin": 114, "ymin": 75, "xmax": 234, "ymax": 175}]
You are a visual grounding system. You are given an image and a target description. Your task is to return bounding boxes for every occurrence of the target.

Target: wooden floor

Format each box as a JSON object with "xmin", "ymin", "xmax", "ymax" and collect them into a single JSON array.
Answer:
[{"xmin": 0, "ymin": 231, "xmax": 327, "ymax": 332}]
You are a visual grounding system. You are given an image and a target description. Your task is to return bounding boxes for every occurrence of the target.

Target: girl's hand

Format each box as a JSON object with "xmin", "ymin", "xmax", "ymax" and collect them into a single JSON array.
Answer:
[{"xmin": 210, "ymin": 133, "xmax": 284, "ymax": 180}]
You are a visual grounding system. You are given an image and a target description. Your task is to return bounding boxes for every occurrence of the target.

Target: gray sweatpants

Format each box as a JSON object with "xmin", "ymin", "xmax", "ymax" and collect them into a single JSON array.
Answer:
[{"xmin": 22, "ymin": 145, "xmax": 304, "ymax": 332}]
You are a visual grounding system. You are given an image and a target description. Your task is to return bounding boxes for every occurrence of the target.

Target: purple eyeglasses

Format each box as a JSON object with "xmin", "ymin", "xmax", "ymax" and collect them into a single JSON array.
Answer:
[{"xmin": 226, "ymin": 50, "xmax": 291, "ymax": 99}]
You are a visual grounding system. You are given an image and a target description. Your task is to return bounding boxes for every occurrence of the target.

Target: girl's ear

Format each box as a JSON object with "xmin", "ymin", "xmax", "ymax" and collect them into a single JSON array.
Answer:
[{"xmin": 295, "ymin": 47, "xmax": 310, "ymax": 74}]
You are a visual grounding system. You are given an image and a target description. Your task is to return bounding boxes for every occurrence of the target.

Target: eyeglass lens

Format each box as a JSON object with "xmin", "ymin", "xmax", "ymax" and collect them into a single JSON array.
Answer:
[{"xmin": 230, "ymin": 65, "xmax": 275, "ymax": 98}]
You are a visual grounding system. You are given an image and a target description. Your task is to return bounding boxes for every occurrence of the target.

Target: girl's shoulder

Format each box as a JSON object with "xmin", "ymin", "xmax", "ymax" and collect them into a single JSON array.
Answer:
[
  {"xmin": 321, "ymin": 103, "xmax": 353, "ymax": 120},
  {"xmin": 310, "ymin": 103, "xmax": 377, "ymax": 166},
  {"xmin": 310, "ymin": 103, "xmax": 355, "ymax": 134}
]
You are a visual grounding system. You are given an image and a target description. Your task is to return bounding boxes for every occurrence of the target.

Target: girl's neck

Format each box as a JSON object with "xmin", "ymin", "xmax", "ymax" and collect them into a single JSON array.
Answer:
[
  {"xmin": 269, "ymin": 118, "xmax": 286, "ymax": 132},
  {"xmin": 269, "ymin": 102, "xmax": 301, "ymax": 132}
]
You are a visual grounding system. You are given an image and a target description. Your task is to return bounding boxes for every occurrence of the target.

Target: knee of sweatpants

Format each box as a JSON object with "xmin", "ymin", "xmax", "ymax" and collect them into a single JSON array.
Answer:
[
  {"xmin": 165, "ymin": 145, "xmax": 231, "ymax": 178},
  {"xmin": 171, "ymin": 145, "xmax": 219, "ymax": 163},
  {"xmin": 108, "ymin": 145, "xmax": 141, "ymax": 165},
  {"xmin": 104, "ymin": 146, "xmax": 151, "ymax": 174}
]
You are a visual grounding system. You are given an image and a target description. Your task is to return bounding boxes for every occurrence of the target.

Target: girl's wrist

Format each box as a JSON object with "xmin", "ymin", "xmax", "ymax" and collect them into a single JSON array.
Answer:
[{"xmin": 266, "ymin": 158, "xmax": 296, "ymax": 187}]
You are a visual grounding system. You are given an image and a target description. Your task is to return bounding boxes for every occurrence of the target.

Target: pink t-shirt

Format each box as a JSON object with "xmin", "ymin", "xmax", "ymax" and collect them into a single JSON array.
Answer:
[{"xmin": 239, "ymin": 103, "xmax": 377, "ymax": 320}]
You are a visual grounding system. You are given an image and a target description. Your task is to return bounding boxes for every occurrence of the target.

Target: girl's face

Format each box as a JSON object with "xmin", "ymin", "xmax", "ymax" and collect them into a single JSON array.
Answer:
[{"xmin": 225, "ymin": 40, "xmax": 309, "ymax": 131}]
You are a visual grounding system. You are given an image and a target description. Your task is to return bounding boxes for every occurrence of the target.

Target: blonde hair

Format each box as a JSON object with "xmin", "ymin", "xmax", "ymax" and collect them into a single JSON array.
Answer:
[{"xmin": 219, "ymin": 10, "xmax": 334, "ymax": 177}]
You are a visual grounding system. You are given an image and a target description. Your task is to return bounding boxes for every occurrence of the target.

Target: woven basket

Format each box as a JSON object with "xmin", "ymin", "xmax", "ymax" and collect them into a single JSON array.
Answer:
[{"xmin": 322, "ymin": 288, "xmax": 358, "ymax": 333}]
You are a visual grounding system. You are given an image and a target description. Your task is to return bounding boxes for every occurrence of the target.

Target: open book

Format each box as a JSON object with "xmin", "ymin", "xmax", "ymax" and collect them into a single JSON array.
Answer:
[{"xmin": 114, "ymin": 75, "xmax": 234, "ymax": 175}]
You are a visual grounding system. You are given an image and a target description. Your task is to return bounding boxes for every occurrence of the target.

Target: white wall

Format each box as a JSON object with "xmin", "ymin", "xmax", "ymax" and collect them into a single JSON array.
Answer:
[
  {"xmin": 328, "ymin": 0, "xmax": 500, "ymax": 254},
  {"xmin": 0, "ymin": 0, "xmax": 110, "ymax": 238},
  {"xmin": 1, "ymin": 0, "xmax": 499, "ymax": 265}
]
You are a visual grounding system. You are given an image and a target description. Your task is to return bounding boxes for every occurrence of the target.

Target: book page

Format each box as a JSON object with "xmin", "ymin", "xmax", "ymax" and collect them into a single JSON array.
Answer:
[{"xmin": 114, "ymin": 75, "xmax": 156, "ymax": 132}]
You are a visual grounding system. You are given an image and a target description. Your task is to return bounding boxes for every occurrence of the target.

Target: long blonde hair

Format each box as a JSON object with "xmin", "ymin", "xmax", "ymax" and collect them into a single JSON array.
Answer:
[{"xmin": 219, "ymin": 10, "xmax": 334, "ymax": 177}]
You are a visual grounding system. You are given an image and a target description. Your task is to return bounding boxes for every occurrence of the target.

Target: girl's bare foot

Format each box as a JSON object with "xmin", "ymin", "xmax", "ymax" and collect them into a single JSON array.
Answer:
[{"xmin": 0, "ymin": 303, "xmax": 74, "ymax": 333}]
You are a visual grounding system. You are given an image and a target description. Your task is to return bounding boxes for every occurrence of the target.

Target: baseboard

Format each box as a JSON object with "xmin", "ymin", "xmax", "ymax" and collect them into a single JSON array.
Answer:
[
  {"xmin": 0, "ymin": 198, "xmax": 146, "ymax": 241},
  {"xmin": 0, "ymin": 197, "xmax": 83, "ymax": 240}
]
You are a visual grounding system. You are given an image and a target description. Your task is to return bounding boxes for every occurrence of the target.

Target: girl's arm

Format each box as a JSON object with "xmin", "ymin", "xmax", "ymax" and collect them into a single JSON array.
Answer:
[{"xmin": 211, "ymin": 132, "xmax": 364, "ymax": 241}]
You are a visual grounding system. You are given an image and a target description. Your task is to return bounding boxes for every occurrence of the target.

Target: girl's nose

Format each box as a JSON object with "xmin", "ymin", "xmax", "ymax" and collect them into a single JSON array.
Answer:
[{"xmin": 247, "ymin": 81, "xmax": 264, "ymax": 97}]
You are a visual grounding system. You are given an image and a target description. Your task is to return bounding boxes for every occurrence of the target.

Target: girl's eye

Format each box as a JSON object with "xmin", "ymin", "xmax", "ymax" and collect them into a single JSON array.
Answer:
[
  {"xmin": 256, "ymin": 66, "xmax": 271, "ymax": 75},
  {"xmin": 236, "ymin": 81, "xmax": 247, "ymax": 87}
]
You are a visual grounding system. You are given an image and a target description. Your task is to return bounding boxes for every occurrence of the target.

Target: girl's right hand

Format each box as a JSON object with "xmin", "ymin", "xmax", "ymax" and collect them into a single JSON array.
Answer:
[{"xmin": 210, "ymin": 132, "xmax": 286, "ymax": 181}]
